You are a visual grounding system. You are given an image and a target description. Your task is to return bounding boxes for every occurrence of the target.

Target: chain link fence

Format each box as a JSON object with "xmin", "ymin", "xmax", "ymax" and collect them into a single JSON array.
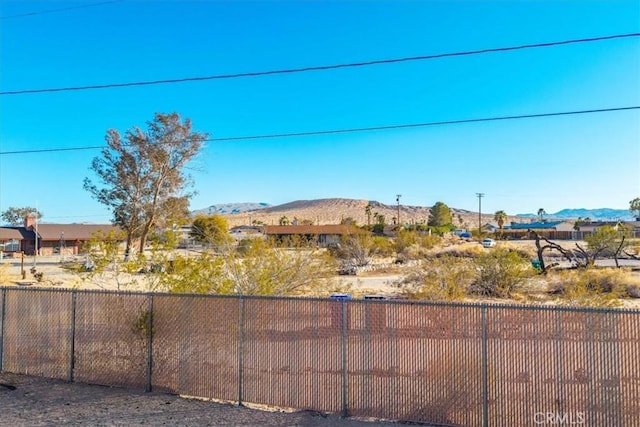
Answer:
[{"xmin": 1, "ymin": 287, "xmax": 638, "ymax": 426}]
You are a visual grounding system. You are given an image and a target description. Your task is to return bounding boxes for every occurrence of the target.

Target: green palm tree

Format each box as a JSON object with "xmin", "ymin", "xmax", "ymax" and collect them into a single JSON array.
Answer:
[
  {"xmin": 537, "ymin": 208, "xmax": 546, "ymax": 221},
  {"xmin": 494, "ymin": 210, "xmax": 507, "ymax": 230},
  {"xmin": 365, "ymin": 203, "xmax": 372, "ymax": 226}
]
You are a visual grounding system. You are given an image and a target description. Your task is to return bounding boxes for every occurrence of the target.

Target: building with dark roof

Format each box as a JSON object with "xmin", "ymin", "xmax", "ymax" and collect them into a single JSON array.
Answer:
[
  {"xmin": 0, "ymin": 215, "xmax": 120, "ymax": 256},
  {"xmin": 263, "ymin": 224, "xmax": 368, "ymax": 247}
]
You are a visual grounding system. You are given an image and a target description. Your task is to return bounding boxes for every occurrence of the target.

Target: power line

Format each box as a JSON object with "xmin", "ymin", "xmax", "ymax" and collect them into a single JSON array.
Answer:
[
  {"xmin": 1, "ymin": 33, "xmax": 638, "ymax": 96},
  {"xmin": 1, "ymin": 105, "xmax": 637, "ymax": 156},
  {"xmin": 0, "ymin": 1, "xmax": 125, "ymax": 20},
  {"xmin": 211, "ymin": 106, "xmax": 639, "ymax": 141}
]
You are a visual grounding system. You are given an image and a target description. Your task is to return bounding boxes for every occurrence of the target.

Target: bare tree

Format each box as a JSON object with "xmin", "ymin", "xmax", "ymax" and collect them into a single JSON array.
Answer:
[
  {"xmin": 533, "ymin": 225, "xmax": 630, "ymax": 273},
  {"xmin": 84, "ymin": 112, "xmax": 207, "ymax": 257}
]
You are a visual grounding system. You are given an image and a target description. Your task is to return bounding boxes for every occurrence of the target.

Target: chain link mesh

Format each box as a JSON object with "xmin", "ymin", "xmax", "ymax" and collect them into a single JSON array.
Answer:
[{"xmin": 0, "ymin": 288, "xmax": 638, "ymax": 425}]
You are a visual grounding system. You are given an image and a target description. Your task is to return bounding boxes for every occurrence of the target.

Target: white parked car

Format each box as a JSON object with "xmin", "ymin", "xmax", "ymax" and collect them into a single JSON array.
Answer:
[{"xmin": 482, "ymin": 238, "xmax": 497, "ymax": 248}]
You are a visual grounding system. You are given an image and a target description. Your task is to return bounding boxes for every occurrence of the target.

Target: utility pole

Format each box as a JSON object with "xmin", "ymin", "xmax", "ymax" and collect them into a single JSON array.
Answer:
[
  {"xmin": 396, "ymin": 194, "xmax": 402, "ymax": 227},
  {"xmin": 476, "ymin": 193, "xmax": 484, "ymax": 234}
]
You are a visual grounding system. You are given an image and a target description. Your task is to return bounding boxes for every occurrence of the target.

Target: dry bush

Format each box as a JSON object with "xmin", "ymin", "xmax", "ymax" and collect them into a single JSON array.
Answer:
[
  {"xmin": 545, "ymin": 268, "xmax": 640, "ymax": 307},
  {"xmin": 395, "ymin": 231, "xmax": 442, "ymax": 261},
  {"xmin": 394, "ymin": 255, "xmax": 474, "ymax": 301},
  {"xmin": 431, "ymin": 244, "xmax": 484, "ymax": 259},
  {"xmin": 496, "ymin": 242, "xmax": 537, "ymax": 260},
  {"xmin": 469, "ymin": 248, "xmax": 534, "ymax": 298},
  {"xmin": 399, "ymin": 243, "xmax": 431, "ymax": 260},
  {"xmin": 0, "ymin": 263, "xmax": 16, "ymax": 284},
  {"xmin": 371, "ymin": 236, "xmax": 395, "ymax": 257}
]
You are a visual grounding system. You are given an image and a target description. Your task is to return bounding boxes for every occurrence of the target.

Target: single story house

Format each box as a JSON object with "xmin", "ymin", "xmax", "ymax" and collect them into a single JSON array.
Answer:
[
  {"xmin": 501, "ymin": 220, "xmax": 575, "ymax": 240},
  {"xmin": 507, "ymin": 220, "xmax": 574, "ymax": 232},
  {"xmin": 0, "ymin": 215, "xmax": 120, "ymax": 256},
  {"xmin": 574, "ymin": 221, "xmax": 624, "ymax": 232},
  {"xmin": 573, "ymin": 220, "xmax": 640, "ymax": 238},
  {"xmin": 0, "ymin": 227, "xmax": 28, "ymax": 253},
  {"xmin": 483, "ymin": 223, "xmax": 500, "ymax": 233},
  {"xmin": 230, "ymin": 225, "xmax": 264, "ymax": 241},
  {"xmin": 263, "ymin": 224, "xmax": 368, "ymax": 247}
]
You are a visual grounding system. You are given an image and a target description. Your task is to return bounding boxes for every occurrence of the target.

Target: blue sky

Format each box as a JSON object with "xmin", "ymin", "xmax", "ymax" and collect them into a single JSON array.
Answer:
[{"xmin": 1, "ymin": 0, "xmax": 639, "ymax": 224}]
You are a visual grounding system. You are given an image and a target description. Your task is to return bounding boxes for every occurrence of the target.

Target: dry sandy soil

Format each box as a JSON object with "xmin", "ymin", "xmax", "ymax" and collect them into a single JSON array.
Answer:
[{"xmin": 0, "ymin": 372, "xmax": 407, "ymax": 427}]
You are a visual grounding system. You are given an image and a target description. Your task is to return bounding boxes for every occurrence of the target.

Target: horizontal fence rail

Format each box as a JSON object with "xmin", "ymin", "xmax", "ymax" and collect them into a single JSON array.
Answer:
[{"xmin": 0, "ymin": 287, "xmax": 639, "ymax": 426}]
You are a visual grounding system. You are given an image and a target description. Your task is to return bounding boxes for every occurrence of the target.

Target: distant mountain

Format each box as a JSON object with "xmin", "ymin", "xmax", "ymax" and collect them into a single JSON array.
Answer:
[
  {"xmin": 194, "ymin": 200, "xmax": 634, "ymax": 225},
  {"xmin": 192, "ymin": 202, "xmax": 271, "ymax": 216},
  {"xmin": 517, "ymin": 208, "xmax": 633, "ymax": 221},
  {"xmin": 204, "ymin": 198, "xmax": 497, "ymax": 227}
]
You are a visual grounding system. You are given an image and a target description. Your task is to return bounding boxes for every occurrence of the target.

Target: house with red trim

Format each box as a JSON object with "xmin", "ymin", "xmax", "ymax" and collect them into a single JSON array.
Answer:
[{"xmin": 0, "ymin": 215, "xmax": 120, "ymax": 256}]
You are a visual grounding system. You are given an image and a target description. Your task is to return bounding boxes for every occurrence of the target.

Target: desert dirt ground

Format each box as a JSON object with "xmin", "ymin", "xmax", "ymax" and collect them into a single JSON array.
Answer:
[
  {"xmin": 0, "ymin": 252, "xmax": 407, "ymax": 295},
  {"xmin": 0, "ymin": 372, "xmax": 410, "ymax": 427},
  {"xmin": 1, "ymin": 239, "xmax": 639, "ymax": 298}
]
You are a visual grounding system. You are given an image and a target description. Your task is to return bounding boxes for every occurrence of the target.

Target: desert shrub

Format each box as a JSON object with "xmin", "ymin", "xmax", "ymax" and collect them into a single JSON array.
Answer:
[
  {"xmin": 0, "ymin": 263, "xmax": 15, "ymax": 284},
  {"xmin": 157, "ymin": 252, "xmax": 233, "ymax": 294},
  {"xmin": 432, "ymin": 244, "xmax": 484, "ymax": 259},
  {"xmin": 395, "ymin": 230, "xmax": 442, "ymax": 261},
  {"xmin": 371, "ymin": 236, "xmax": 395, "ymax": 257},
  {"xmin": 546, "ymin": 267, "xmax": 639, "ymax": 306},
  {"xmin": 236, "ymin": 238, "xmax": 254, "ymax": 254},
  {"xmin": 627, "ymin": 284, "xmax": 640, "ymax": 298},
  {"xmin": 497, "ymin": 242, "xmax": 537, "ymax": 260},
  {"xmin": 394, "ymin": 255, "xmax": 474, "ymax": 301},
  {"xmin": 395, "ymin": 229, "xmax": 418, "ymax": 253},
  {"xmin": 418, "ymin": 233, "xmax": 442, "ymax": 249},
  {"xmin": 224, "ymin": 241, "xmax": 338, "ymax": 296},
  {"xmin": 60, "ymin": 261, "xmax": 87, "ymax": 273},
  {"xmin": 331, "ymin": 233, "xmax": 379, "ymax": 265},
  {"xmin": 470, "ymin": 248, "xmax": 533, "ymax": 298},
  {"xmin": 399, "ymin": 243, "xmax": 431, "ymax": 261},
  {"xmin": 395, "ymin": 230, "xmax": 441, "ymax": 251},
  {"xmin": 428, "ymin": 224, "xmax": 456, "ymax": 236}
]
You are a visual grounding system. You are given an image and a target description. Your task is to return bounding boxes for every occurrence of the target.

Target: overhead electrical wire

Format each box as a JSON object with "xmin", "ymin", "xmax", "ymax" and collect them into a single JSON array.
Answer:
[
  {"xmin": 0, "ymin": 0, "xmax": 125, "ymax": 20},
  {"xmin": 1, "ymin": 105, "xmax": 637, "ymax": 155},
  {"xmin": 1, "ymin": 33, "xmax": 638, "ymax": 96}
]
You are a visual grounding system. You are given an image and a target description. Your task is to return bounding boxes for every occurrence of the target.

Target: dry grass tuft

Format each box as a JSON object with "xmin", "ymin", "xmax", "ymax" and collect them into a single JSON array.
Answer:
[{"xmin": 545, "ymin": 267, "xmax": 640, "ymax": 307}]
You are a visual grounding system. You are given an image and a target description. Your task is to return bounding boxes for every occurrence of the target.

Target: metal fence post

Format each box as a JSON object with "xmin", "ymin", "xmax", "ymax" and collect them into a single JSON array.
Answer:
[
  {"xmin": 482, "ymin": 305, "xmax": 489, "ymax": 427},
  {"xmin": 145, "ymin": 294, "xmax": 154, "ymax": 393},
  {"xmin": 238, "ymin": 295, "xmax": 245, "ymax": 407},
  {"xmin": 69, "ymin": 290, "xmax": 77, "ymax": 382},
  {"xmin": 341, "ymin": 298, "xmax": 348, "ymax": 418},
  {"xmin": 0, "ymin": 288, "xmax": 6, "ymax": 372}
]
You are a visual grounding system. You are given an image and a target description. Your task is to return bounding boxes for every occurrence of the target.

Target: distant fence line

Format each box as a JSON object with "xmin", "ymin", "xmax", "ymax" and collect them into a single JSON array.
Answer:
[
  {"xmin": 1, "ymin": 287, "xmax": 639, "ymax": 426},
  {"xmin": 495, "ymin": 230, "xmax": 640, "ymax": 240}
]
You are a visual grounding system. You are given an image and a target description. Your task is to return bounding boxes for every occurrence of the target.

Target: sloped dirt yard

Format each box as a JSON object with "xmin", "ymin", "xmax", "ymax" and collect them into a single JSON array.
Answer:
[{"xmin": 0, "ymin": 372, "xmax": 407, "ymax": 427}]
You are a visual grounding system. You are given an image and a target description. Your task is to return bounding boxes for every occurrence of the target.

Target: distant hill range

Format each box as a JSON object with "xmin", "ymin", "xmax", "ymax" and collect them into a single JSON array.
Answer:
[
  {"xmin": 516, "ymin": 208, "xmax": 633, "ymax": 221},
  {"xmin": 192, "ymin": 202, "xmax": 272, "ymax": 216},
  {"xmin": 194, "ymin": 198, "xmax": 504, "ymax": 228},
  {"xmin": 194, "ymin": 200, "xmax": 633, "ymax": 226}
]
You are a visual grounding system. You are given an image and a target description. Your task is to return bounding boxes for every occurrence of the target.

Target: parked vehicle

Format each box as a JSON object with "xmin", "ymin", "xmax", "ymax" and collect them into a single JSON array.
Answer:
[{"xmin": 482, "ymin": 238, "xmax": 496, "ymax": 248}]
